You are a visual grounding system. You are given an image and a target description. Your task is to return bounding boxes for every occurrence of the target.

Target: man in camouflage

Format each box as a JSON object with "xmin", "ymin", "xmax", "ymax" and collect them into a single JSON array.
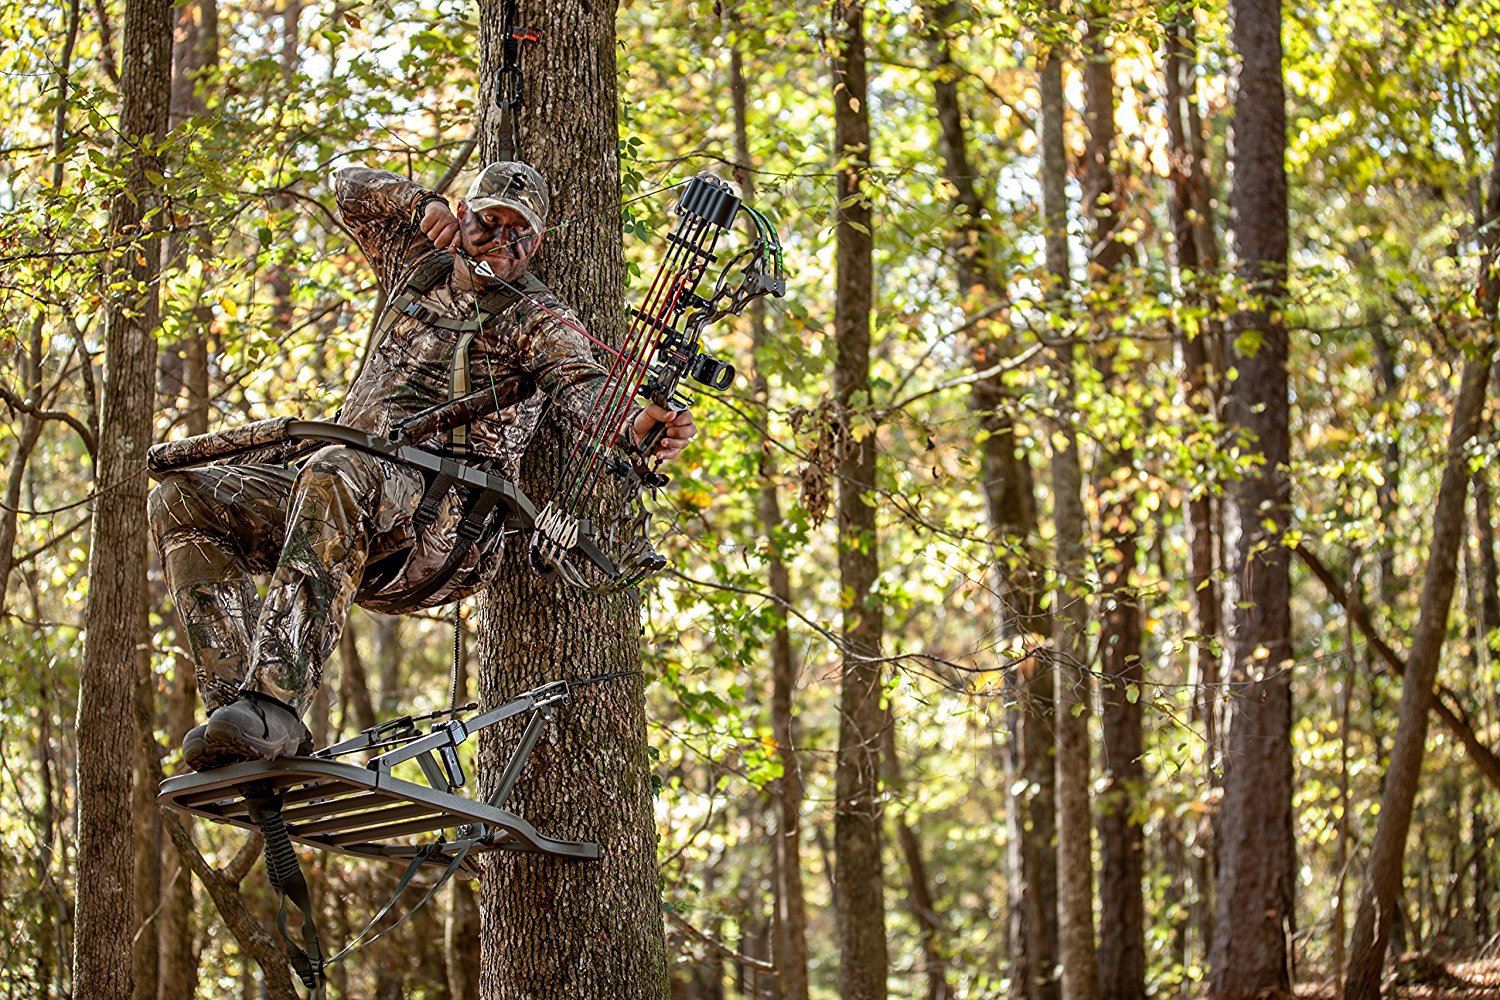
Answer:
[{"xmin": 149, "ymin": 162, "xmax": 696, "ymax": 770}]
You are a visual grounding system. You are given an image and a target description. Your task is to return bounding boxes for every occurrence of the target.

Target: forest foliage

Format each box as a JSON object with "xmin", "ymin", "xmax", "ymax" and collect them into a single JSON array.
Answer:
[{"xmin": 1, "ymin": 0, "xmax": 1498, "ymax": 996}]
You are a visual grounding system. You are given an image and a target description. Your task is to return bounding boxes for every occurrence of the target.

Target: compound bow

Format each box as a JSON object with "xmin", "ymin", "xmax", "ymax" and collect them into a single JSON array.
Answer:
[{"xmin": 483, "ymin": 172, "xmax": 786, "ymax": 593}]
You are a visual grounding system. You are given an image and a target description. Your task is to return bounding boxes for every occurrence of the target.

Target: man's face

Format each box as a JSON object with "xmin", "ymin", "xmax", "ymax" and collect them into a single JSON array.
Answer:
[{"xmin": 456, "ymin": 201, "xmax": 540, "ymax": 281}]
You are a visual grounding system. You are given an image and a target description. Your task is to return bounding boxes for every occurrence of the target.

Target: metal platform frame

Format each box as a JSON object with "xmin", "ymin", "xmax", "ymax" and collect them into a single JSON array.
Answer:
[{"xmin": 159, "ymin": 679, "xmax": 601, "ymax": 873}]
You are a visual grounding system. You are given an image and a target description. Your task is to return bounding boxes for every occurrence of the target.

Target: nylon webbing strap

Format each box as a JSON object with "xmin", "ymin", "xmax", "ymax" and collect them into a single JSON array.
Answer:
[
  {"xmin": 326, "ymin": 838, "xmax": 479, "ymax": 964},
  {"xmin": 242, "ymin": 785, "xmax": 480, "ymax": 998},
  {"xmin": 243, "ymin": 788, "xmax": 326, "ymax": 996},
  {"xmin": 376, "ymin": 482, "xmax": 507, "ymax": 610}
]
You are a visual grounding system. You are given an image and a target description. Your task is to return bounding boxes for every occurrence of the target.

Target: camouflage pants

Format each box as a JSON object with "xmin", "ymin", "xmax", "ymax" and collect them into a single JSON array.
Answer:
[{"xmin": 148, "ymin": 446, "xmax": 424, "ymax": 716}]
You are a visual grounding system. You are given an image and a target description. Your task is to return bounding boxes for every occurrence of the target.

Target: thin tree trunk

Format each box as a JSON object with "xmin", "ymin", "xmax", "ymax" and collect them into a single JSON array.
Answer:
[
  {"xmin": 446, "ymin": 880, "xmax": 481, "ymax": 1000},
  {"xmin": 1208, "ymin": 0, "xmax": 1295, "ymax": 995},
  {"xmin": 882, "ymin": 723, "xmax": 949, "ymax": 1000},
  {"xmin": 1474, "ymin": 469, "xmax": 1500, "ymax": 663},
  {"xmin": 1038, "ymin": 18, "xmax": 1100, "ymax": 1000},
  {"xmin": 0, "ymin": 0, "xmax": 80, "ymax": 614},
  {"xmin": 1343, "ymin": 117, "xmax": 1500, "ymax": 1000},
  {"xmin": 725, "ymin": 14, "xmax": 810, "ymax": 997},
  {"xmin": 1332, "ymin": 605, "xmax": 1357, "ymax": 982},
  {"xmin": 133, "ymin": 577, "xmax": 161, "ymax": 1000},
  {"xmin": 1082, "ymin": 12, "xmax": 1145, "ymax": 997},
  {"xmin": 163, "ymin": 818, "xmax": 297, "ymax": 1000},
  {"xmin": 339, "ymin": 618, "xmax": 380, "ymax": 733},
  {"xmin": 473, "ymin": 1, "xmax": 667, "ymax": 995},
  {"xmin": 33, "ymin": 641, "xmax": 60, "ymax": 998},
  {"xmin": 1164, "ymin": 3, "xmax": 1223, "ymax": 968},
  {"xmin": 925, "ymin": 6, "xmax": 1056, "ymax": 993},
  {"xmin": 73, "ymin": 0, "xmax": 172, "ymax": 987},
  {"xmin": 156, "ymin": 656, "xmax": 198, "ymax": 1000},
  {"xmin": 1298, "ymin": 543, "xmax": 1500, "ymax": 791},
  {"xmin": 829, "ymin": 3, "xmax": 888, "ymax": 998}
]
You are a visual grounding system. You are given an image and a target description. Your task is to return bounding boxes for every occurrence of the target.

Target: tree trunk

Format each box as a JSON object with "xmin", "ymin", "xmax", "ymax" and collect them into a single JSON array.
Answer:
[
  {"xmin": 924, "ymin": 7, "xmax": 1057, "ymax": 993},
  {"xmin": 133, "ymin": 582, "xmax": 161, "ymax": 1000},
  {"xmin": 829, "ymin": 3, "xmax": 887, "ymax": 998},
  {"xmin": 1038, "ymin": 20, "xmax": 1100, "ymax": 1000},
  {"xmin": 1343, "ymin": 117, "xmax": 1500, "ymax": 1000},
  {"xmin": 1209, "ymin": 1, "xmax": 1295, "ymax": 995},
  {"xmin": 1474, "ymin": 469, "xmax": 1500, "ymax": 663},
  {"xmin": 473, "ymin": 1, "xmax": 668, "ymax": 996},
  {"xmin": 882, "ymin": 723, "xmax": 949, "ymax": 1000},
  {"xmin": 725, "ymin": 15, "xmax": 810, "ymax": 998},
  {"xmin": 73, "ymin": 0, "xmax": 172, "ymax": 988},
  {"xmin": 1081, "ymin": 13, "xmax": 1145, "ymax": 998},
  {"xmin": 1163, "ymin": 5, "xmax": 1222, "ymax": 963}
]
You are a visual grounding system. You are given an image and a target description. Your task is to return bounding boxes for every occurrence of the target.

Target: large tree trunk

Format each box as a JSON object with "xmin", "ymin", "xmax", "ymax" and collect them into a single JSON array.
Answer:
[
  {"xmin": 1208, "ymin": 0, "xmax": 1295, "ymax": 995},
  {"xmin": 473, "ymin": 1, "xmax": 668, "ymax": 996},
  {"xmin": 924, "ymin": 7, "xmax": 1057, "ymax": 993},
  {"xmin": 1082, "ymin": 13, "xmax": 1145, "ymax": 998},
  {"xmin": 1342, "ymin": 116, "xmax": 1500, "ymax": 1000},
  {"xmin": 725, "ymin": 17, "xmax": 810, "ymax": 999},
  {"xmin": 829, "ymin": 3, "xmax": 888, "ymax": 998},
  {"xmin": 1038, "ymin": 19, "xmax": 1100, "ymax": 1000},
  {"xmin": 72, "ymin": 0, "xmax": 172, "ymax": 989}
]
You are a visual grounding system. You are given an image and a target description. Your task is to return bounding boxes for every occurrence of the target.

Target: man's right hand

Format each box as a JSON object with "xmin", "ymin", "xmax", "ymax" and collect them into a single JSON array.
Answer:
[{"xmin": 419, "ymin": 199, "xmax": 461, "ymax": 251}]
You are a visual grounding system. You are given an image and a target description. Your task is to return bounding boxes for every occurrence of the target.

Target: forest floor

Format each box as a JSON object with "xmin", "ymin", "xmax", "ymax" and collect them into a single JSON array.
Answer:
[{"xmin": 1297, "ymin": 956, "xmax": 1500, "ymax": 998}]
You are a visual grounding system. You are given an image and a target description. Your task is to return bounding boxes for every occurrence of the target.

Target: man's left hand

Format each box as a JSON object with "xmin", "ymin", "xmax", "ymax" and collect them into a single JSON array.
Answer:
[{"xmin": 632, "ymin": 404, "xmax": 697, "ymax": 463}]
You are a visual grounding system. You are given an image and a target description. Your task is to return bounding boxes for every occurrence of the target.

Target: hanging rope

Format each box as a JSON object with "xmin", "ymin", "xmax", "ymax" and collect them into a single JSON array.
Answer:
[{"xmin": 493, "ymin": 0, "xmax": 534, "ymax": 160}]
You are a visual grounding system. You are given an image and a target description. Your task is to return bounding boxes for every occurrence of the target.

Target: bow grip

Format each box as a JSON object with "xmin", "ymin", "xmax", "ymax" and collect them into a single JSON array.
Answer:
[{"xmin": 640, "ymin": 398, "xmax": 690, "ymax": 457}]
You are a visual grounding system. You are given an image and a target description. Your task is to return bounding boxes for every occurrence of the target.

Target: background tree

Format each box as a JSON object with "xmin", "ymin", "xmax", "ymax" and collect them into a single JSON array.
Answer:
[
  {"xmin": 72, "ymin": 0, "xmax": 172, "ymax": 991},
  {"xmin": 1209, "ymin": 0, "xmax": 1295, "ymax": 994}
]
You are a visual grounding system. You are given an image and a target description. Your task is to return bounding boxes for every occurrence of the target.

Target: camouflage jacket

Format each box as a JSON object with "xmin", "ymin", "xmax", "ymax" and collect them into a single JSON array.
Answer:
[
  {"xmin": 334, "ymin": 166, "xmax": 610, "ymax": 482},
  {"xmin": 331, "ymin": 167, "xmax": 616, "ymax": 605}
]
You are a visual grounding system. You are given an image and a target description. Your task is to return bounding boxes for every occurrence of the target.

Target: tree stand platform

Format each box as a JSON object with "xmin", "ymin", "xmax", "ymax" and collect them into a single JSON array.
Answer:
[{"xmin": 158, "ymin": 675, "xmax": 623, "ymax": 996}]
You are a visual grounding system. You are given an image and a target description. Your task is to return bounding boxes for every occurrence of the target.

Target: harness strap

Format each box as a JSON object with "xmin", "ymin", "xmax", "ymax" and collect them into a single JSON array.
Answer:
[
  {"xmin": 327, "ymin": 838, "xmax": 479, "ymax": 964},
  {"xmin": 376, "ymin": 481, "xmax": 507, "ymax": 610}
]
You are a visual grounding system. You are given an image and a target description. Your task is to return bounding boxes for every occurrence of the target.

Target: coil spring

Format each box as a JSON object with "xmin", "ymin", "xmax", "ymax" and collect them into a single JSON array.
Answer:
[{"xmin": 257, "ymin": 807, "xmax": 300, "ymax": 893}]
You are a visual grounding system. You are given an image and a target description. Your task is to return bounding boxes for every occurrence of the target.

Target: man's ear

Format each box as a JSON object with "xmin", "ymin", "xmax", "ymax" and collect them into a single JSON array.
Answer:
[{"xmin": 454, "ymin": 200, "xmax": 469, "ymax": 222}]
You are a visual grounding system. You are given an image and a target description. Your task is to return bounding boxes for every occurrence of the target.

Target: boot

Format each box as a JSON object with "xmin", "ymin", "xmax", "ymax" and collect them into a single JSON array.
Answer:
[
  {"xmin": 200, "ymin": 691, "xmax": 313, "ymax": 766},
  {"xmin": 181, "ymin": 722, "xmax": 258, "ymax": 772}
]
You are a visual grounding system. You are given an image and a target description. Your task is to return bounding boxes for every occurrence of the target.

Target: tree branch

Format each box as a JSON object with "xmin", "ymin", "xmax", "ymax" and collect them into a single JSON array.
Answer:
[{"xmin": 1295, "ymin": 542, "xmax": 1500, "ymax": 791}]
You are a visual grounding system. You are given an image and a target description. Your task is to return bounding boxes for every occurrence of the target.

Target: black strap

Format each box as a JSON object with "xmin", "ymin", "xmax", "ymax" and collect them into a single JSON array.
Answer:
[
  {"xmin": 243, "ymin": 788, "xmax": 326, "ymax": 996},
  {"xmin": 376, "ymin": 482, "xmax": 507, "ymax": 611},
  {"xmin": 242, "ymin": 785, "xmax": 480, "ymax": 997}
]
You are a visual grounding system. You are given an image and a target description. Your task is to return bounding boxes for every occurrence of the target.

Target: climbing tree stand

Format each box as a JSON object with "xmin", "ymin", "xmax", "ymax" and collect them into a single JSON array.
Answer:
[{"xmin": 160, "ymin": 675, "xmax": 621, "ymax": 995}]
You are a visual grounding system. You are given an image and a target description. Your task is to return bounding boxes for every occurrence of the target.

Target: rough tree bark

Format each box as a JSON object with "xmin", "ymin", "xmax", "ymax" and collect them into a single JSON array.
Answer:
[
  {"xmin": 829, "ymin": 3, "xmax": 888, "ymax": 998},
  {"xmin": 924, "ymin": 6, "xmax": 1057, "ymax": 993},
  {"xmin": 1082, "ymin": 11, "xmax": 1145, "ymax": 998},
  {"xmin": 1342, "ymin": 115, "xmax": 1500, "ymax": 1000},
  {"xmin": 725, "ymin": 12, "xmax": 810, "ymax": 997},
  {"xmin": 1038, "ymin": 18, "xmax": 1100, "ymax": 1000},
  {"xmin": 1208, "ymin": 0, "xmax": 1295, "ymax": 995},
  {"xmin": 473, "ymin": 0, "xmax": 668, "ymax": 996},
  {"xmin": 72, "ymin": 0, "xmax": 172, "ymax": 989}
]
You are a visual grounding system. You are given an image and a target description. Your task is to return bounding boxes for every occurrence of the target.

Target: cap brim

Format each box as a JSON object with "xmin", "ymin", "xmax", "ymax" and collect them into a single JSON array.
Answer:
[{"xmin": 468, "ymin": 197, "xmax": 544, "ymax": 236}]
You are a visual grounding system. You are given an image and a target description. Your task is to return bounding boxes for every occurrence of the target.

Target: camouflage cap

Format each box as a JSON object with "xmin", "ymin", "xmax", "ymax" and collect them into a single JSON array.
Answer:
[{"xmin": 465, "ymin": 161, "xmax": 549, "ymax": 235}]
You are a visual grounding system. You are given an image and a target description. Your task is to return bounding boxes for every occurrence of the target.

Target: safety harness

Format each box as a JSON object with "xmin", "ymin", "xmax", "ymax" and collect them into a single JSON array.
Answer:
[{"xmin": 355, "ymin": 251, "xmax": 546, "ymax": 611}]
